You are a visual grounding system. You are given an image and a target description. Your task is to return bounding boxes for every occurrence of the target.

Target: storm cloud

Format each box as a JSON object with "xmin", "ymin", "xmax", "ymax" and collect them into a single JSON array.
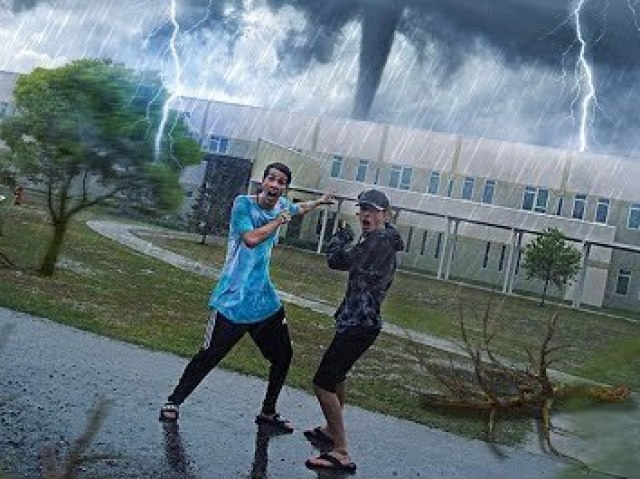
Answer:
[
  {"xmin": 2, "ymin": 0, "xmax": 640, "ymax": 158},
  {"xmin": 262, "ymin": 0, "xmax": 640, "ymax": 119}
]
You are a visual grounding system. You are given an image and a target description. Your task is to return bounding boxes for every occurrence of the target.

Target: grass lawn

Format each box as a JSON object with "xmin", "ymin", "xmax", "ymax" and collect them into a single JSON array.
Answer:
[
  {"xmin": 140, "ymin": 231, "xmax": 640, "ymax": 392},
  {"xmin": 1, "ymin": 203, "xmax": 638, "ymax": 447}
]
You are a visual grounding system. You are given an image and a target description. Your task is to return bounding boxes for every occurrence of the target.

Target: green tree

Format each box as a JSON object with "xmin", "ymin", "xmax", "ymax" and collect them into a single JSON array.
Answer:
[
  {"xmin": 0, "ymin": 59, "xmax": 200, "ymax": 276},
  {"xmin": 523, "ymin": 227, "xmax": 582, "ymax": 306}
]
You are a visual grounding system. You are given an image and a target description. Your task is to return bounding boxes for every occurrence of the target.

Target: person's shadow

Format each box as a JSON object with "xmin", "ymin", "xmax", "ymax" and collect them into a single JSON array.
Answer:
[{"xmin": 162, "ymin": 422, "xmax": 193, "ymax": 478}]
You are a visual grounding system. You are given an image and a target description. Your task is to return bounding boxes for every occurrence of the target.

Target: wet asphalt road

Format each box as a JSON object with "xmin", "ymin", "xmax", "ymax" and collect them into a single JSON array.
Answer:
[{"xmin": 0, "ymin": 307, "xmax": 568, "ymax": 478}]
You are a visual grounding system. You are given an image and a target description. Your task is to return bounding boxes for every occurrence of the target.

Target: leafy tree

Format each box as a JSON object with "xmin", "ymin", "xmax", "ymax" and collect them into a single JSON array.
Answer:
[
  {"xmin": 0, "ymin": 59, "xmax": 200, "ymax": 275},
  {"xmin": 188, "ymin": 155, "xmax": 251, "ymax": 244},
  {"xmin": 188, "ymin": 181, "xmax": 214, "ymax": 244},
  {"xmin": 523, "ymin": 227, "xmax": 581, "ymax": 306}
]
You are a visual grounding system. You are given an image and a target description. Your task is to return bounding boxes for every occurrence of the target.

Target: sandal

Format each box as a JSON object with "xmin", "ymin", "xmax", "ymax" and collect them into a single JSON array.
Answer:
[
  {"xmin": 304, "ymin": 427, "xmax": 335, "ymax": 447},
  {"xmin": 305, "ymin": 452, "xmax": 356, "ymax": 473},
  {"xmin": 159, "ymin": 403, "xmax": 179, "ymax": 423},
  {"xmin": 255, "ymin": 413, "xmax": 294, "ymax": 434}
]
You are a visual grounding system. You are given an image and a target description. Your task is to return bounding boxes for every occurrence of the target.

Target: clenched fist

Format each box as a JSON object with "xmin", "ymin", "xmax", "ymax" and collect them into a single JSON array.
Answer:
[{"xmin": 278, "ymin": 211, "xmax": 292, "ymax": 225}]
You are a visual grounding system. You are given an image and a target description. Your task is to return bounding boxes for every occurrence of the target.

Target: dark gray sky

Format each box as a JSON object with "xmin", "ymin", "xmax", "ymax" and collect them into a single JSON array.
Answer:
[{"xmin": 1, "ymin": 0, "xmax": 640, "ymax": 158}]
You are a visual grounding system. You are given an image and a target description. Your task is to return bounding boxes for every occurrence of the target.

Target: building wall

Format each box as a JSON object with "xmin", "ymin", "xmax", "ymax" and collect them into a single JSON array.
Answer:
[
  {"xmin": 188, "ymin": 96, "xmax": 637, "ymax": 311},
  {"xmin": 2, "ymin": 69, "xmax": 639, "ymax": 311},
  {"xmin": 603, "ymin": 249, "xmax": 640, "ymax": 310}
]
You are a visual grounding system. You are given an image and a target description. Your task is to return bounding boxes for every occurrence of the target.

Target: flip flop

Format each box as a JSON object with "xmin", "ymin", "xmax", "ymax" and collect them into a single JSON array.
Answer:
[
  {"xmin": 305, "ymin": 452, "xmax": 356, "ymax": 473},
  {"xmin": 255, "ymin": 413, "xmax": 294, "ymax": 434},
  {"xmin": 303, "ymin": 427, "xmax": 335, "ymax": 447}
]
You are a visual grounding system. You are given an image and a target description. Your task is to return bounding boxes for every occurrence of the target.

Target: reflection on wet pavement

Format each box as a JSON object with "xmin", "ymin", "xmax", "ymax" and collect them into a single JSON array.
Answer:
[
  {"xmin": 162, "ymin": 422, "xmax": 192, "ymax": 478},
  {"xmin": 249, "ymin": 423, "xmax": 355, "ymax": 479},
  {"xmin": 250, "ymin": 423, "xmax": 302, "ymax": 479},
  {"xmin": 250, "ymin": 424, "xmax": 273, "ymax": 479},
  {"xmin": 1, "ymin": 308, "xmax": 567, "ymax": 478}
]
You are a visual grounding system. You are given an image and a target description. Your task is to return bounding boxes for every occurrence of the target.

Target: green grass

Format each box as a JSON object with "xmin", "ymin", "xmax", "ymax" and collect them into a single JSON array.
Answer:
[
  {"xmin": 1, "ymin": 202, "xmax": 638, "ymax": 448},
  {"xmin": 142, "ymin": 232, "xmax": 640, "ymax": 392}
]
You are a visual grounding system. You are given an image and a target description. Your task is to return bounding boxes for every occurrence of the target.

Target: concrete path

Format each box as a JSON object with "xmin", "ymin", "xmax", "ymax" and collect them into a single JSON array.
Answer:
[{"xmin": 0, "ymin": 308, "xmax": 565, "ymax": 478}]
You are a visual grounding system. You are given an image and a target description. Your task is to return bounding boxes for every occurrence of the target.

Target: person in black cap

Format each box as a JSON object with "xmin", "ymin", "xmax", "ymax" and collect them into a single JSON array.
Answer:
[{"xmin": 304, "ymin": 188, "xmax": 404, "ymax": 473}]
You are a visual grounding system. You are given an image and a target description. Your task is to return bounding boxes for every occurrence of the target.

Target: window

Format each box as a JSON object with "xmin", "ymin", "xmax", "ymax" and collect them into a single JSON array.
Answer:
[
  {"xmin": 572, "ymin": 194, "xmax": 587, "ymax": 220},
  {"xmin": 522, "ymin": 186, "xmax": 548, "ymax": 213},
  {"xmin": 555, "ymin": 197, "xmax": 564, "ymax": 216},
  {"xmin": 595, "ymin": 198, "xmax": 610, "ymax": 224},
  {"xmin": 461, "ymin": 177, "xmax": 474, "ymax": 200},
  {"xmin": 209, "ymin": 135, "xmax": 229, "ymax": 153},
  {"xmin": 389, "ymin": 165, "xmax": 401, "ymax": 188},
  {"xmin": 446, "ymin": 179, "xmax": 454, "ymax": 197},
  {"xmin": 428, "ymin": 172, "xmax": 440, "ymax": 194},
  {"xmin": 629, "ymin": 202, "xmax": 640, "ymax": 230},
  {"xmin": 482, "ymin": 242, "xmax": 491, "ymax": 268},
  {"xmin": 405, "ymin": 227, "xmax": 413, "ymax": 252},
  {"xmin": 420, "ymin": 231, "xmax": 428, "ymax": 255},
  {"xmin": 515, "ymin": 250, "xmax": 522, "ymax": 275},
  {"xmin": 373, "ymin": 167, "xmax": 381, "ymax": 185},
  {"xmin": 498, "ymin": 244, "xmax": 506, "ymax": 271},
  {"xmin": 400, "ymin": 167, "xmax": 413, "ymax": 190},
  {"xmin": 616, "ymin": 269, "xmax": 631, "ymax": 295},
  {"xmin": 330, "ymin": 155, "xmax": 343, "ymax": 178},
  {"xmin": 535, "ymin": 189, "xmax": 548, "ymax": 213},
  {"xmin": 389, "ymin": 165, "xmax": 412, "ymax": 189},
  {"xmin": 522, "ymin": 186, "xmax": 535, "ymax": 211},
  {"xmin": 355, "ymin": 160, "xmax": 369, "ymax": 182},
  {"xmin": 435, "ymin": 232, "xmax": 443, "ymax": 259},
  {"xmin": 482, "ymin": 179, "xmax": 496, "ymax": 204},
  {"xmin": 0, "ymin": 101, "xmax": 8, "ymax": 117}
]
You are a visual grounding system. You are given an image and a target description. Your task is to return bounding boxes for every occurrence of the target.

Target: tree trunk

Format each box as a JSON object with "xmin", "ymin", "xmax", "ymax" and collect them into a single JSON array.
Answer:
[
  {"xmin": 540, "ymin": 279, "xmax": 549, "ymax": 306},
  {"xmin": 39, "ymin": 219, "xmax": 68, "ymax": 277}
]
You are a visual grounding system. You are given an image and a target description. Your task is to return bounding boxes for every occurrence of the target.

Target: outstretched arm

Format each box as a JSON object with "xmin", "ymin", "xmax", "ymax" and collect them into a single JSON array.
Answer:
[{"xmin": 296, "ymin": 192, "xmax": 334, "ymax": 216}]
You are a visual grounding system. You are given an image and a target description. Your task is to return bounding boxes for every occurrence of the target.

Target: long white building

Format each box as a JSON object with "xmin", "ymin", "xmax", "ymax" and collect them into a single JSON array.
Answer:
[
  {"xmin": 2, "ymin": 69, "xmax": 640, "ymax": 313},
  {"xmin": 175, "ymin": 96, "xmax": 640, "ymax": 314}
]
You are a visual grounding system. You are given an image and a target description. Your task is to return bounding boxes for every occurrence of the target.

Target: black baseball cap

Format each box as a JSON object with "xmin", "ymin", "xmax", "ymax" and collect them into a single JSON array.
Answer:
[{"xmin": 356, "ymin": 189, "xmax": 390, "ymax": 210}]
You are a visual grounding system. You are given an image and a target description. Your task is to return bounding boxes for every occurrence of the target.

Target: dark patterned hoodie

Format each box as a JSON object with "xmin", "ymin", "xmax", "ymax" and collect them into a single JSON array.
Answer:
[{"xmin": 326, "ymin": 223, "xmax": 404, "ymax": 333}]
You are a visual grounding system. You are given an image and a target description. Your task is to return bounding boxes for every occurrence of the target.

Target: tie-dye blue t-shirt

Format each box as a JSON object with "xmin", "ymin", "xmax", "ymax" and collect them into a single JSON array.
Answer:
[{"xmin": 208, "ymin": 194, "xmax": 300, "ymax": 323}]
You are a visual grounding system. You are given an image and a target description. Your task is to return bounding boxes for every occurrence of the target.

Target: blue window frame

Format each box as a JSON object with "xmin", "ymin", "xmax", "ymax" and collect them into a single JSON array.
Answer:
[
  {"xmin": 482, "ymin": 179, "xmax": 496, "ymax": 204},
  {"xmin": 461, "ymin": 177, "xmax": 474, "ymax": 200},
  {"xmin": 428, "ymin": 172, "xmax": 440, "ymax": 194},
  {"xmin": 355, "ymin": 160, "xmax": 368, "ymax": 182},
  {"xmin": 330, "ymin": 155, "xmax": 343, "ymax": 178}
]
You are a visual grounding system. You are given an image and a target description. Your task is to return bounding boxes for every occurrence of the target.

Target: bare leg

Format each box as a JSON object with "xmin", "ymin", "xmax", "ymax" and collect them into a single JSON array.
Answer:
[
  {"xmin": 312, "ymin": 383, "xmax": 351, "ymax": 464},
  {"xmin": 317, "ymin": 380, "xmax": 345, "ymax": 439},
  {"xmin": 335, "ymin": 381, "xmax": 346, "ymax": 407}
]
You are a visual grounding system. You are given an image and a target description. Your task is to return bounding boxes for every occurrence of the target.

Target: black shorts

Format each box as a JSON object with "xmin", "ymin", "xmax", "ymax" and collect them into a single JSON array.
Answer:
[{"xmin": 312, "ymin": 327, "xmax": 379, "ymax": 393}]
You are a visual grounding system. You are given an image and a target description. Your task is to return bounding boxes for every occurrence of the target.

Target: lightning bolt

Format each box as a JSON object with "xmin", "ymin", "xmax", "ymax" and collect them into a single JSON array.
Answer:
[
  {"xmin": 628, "ymin": 0, "xmax": 640, "ymax": 32},
  {"xmin": 154, "ymin": 0, "xmax": 182, "ymax": 163},
  {"xmin": 573, "ymin": 0, "xmax": 596, "ymax": 153}
]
